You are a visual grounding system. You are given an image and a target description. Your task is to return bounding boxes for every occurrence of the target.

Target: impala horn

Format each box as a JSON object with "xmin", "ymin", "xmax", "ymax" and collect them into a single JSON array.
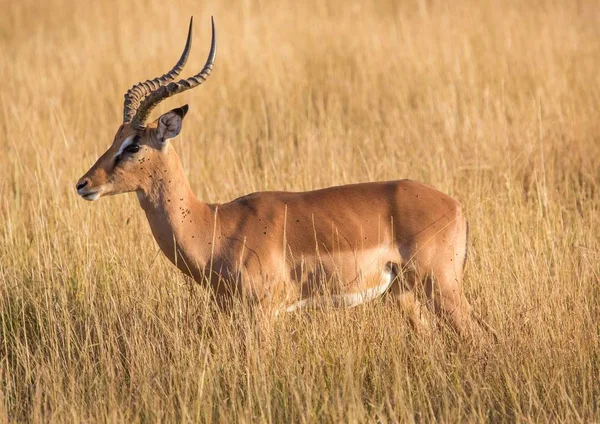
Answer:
[{"xmin": 123, "ymin": 16, "xmax": 217, "ymax": 130}]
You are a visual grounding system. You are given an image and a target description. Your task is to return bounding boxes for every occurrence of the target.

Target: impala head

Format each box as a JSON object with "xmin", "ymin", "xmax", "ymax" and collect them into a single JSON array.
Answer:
[{"xmin": 76, "ymin": 17, "xmax": 216, "ymax": 201}]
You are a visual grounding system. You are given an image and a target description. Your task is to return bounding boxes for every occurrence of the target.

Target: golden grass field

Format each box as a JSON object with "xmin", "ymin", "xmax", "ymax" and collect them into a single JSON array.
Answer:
[{"xmin": 1, "ymin": 0, "xmax": 599, "ymax": 421}]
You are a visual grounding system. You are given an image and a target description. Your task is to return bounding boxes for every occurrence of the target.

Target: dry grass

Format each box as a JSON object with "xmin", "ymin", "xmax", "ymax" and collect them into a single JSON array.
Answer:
[{"xmin": 1, "ymin": 0, "xmax": 599, "ymax": 421}]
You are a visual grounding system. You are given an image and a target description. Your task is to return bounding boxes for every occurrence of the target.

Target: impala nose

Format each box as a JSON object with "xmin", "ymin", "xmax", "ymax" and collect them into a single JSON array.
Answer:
[{"xmin": 76, "ymin": 180, "xmax": 88, "ymax": 191}]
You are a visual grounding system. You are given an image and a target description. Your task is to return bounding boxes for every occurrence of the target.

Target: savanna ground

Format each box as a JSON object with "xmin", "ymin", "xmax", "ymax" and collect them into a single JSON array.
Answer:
[{"xmin": 1, "ymin": 0, "xmax": 599, "ymax": 421}]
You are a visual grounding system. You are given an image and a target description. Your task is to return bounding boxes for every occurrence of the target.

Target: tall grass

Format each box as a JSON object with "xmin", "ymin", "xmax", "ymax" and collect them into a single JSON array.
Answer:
[{"xmin": 0, "ymin": 0, "xmax": 599, "ymax": 421}]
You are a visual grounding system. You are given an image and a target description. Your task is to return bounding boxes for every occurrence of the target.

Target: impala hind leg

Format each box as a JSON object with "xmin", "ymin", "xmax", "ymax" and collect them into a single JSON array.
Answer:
[
  {"xmin": 392, "ymin": 290, "xmax": 432, "ymax": 335},
  {"xmin": 424, "ymin": 272, "xmax": 476, "ymax": 337},
  {"xmin": 388, "ymin": 268, "xmax": 432, "ymax": 334}
]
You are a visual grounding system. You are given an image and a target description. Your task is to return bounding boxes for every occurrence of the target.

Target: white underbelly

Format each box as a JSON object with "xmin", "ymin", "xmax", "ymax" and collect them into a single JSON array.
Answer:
[{"xmin": 282, "ymin": 267, "xmax": 395, "ymax": 313}]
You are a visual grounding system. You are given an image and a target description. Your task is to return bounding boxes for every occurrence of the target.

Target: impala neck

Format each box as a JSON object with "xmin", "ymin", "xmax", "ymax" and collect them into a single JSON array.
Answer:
[{"xmin": 136, "ymin": 146, "xmax": 215, "ymax": 274}]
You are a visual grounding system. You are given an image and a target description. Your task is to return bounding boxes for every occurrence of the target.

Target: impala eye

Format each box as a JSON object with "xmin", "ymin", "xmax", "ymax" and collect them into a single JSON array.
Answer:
[{"xmin": 125, "ymin": 144, "xmax": 140, "ymax": 154}]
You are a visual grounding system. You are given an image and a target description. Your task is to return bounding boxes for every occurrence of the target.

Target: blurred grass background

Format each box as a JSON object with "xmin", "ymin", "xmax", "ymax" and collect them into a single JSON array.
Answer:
[{"xmin": 0, "ymin": 0, "xmax": 599, "ymax": 421}]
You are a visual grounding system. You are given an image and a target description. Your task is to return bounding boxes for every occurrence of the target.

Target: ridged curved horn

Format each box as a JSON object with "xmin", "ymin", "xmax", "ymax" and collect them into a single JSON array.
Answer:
[
  {"xmin": 130, "ymin": 17, "xmax": 216, "ymax": 130},
  {"xmin": 123, "ymin": 17, "xmax": 194, "ymax": 124}
]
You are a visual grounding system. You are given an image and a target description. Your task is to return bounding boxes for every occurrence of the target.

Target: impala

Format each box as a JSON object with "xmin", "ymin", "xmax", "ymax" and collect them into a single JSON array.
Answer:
[{"xmin": 76, "ymin": 17, "xmax": 484, "ymax": 335}]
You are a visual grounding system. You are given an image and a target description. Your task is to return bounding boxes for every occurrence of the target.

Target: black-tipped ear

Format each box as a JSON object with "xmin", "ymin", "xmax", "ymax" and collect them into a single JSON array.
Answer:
[{"xmin": 173, "ymin": 104, "xmax": 189, "ymax": 119}]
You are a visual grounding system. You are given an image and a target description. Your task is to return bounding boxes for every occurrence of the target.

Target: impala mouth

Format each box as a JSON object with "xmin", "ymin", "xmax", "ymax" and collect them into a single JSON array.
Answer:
[{"xmin": 78, "ymin": 189, "xmax": 103, "ymax": 201}]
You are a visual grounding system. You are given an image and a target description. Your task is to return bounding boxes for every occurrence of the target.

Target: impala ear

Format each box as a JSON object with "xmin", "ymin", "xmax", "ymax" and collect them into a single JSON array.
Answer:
[{"xmin": 155, "ymin": 105, "xmax": 189, "ymax": 145}]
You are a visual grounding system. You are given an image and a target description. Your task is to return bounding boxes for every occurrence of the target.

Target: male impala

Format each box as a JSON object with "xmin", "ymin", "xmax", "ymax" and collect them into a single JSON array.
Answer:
[{"xmin": 76, "ymin": 17, "xmax": 482, "ymax": 335}]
